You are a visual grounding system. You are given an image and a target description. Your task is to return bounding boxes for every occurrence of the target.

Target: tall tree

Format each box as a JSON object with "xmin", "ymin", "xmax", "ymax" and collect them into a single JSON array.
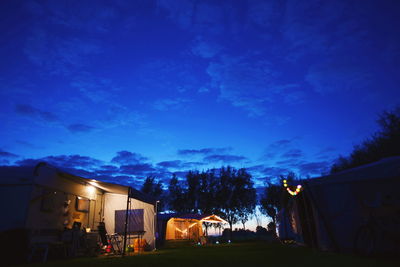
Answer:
[
  {"xmin": 216, "ymin": 166, "xmax": 237, "ymax": 232},
  {"xmin": 260, "ymin": 172, "xmax": 296, "ymax": 224},
  {"xmin": 331, "ymin": 106, "xmax": 400, "ymax": 173},
  {"xmin": 236, "ymin": 168, "xmax": 257, "ymax": 230},
  {"xmin": 141, "ymin": 176, "xmax": 165, "ymax": 211},
  {"xmin": 198, "ymin": 169, "xmax": 218, "ymax": 214},
  {"xmin": 185, "ymin": 170, "xmax": 201, "ymax": 213},
  {"xmin": 167, "ymin": 174, "xmax": 186, "ymax": 212},
  {"xmin": 216, "ymin": 166, "xmax": 256, "ymax": 232},
  {"xmin": 198, "ymin": 170, "xmax": 219, "ymax": 235}
]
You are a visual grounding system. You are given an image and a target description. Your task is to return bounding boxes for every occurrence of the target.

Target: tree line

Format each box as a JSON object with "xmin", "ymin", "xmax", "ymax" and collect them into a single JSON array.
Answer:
[
  {"xmin": 141, "ymin": 166, "xmax": 257, "ymax": 232},
  {"xmin": 331, "ymin": 106, "xmax": 400, "ymax": 173},
  {"xmin": 142, "ymin": 106, "xmax": 400, "ymax": 231}
]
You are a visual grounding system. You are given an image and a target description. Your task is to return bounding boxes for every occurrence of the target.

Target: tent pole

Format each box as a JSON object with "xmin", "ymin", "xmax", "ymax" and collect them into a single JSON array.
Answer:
[{"xmin": 122, "ymin": 187, "xmax": 130, "ymax": 256}]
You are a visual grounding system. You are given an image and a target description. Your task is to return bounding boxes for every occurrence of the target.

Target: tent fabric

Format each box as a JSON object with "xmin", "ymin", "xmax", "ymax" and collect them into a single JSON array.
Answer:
[
  {"xmin": 103, "ymin": 193, "xmax": 155, "ymax": 249},
  {"xmin": 285, "ymin": 157, "xmax": 400, "ymax": 253}
]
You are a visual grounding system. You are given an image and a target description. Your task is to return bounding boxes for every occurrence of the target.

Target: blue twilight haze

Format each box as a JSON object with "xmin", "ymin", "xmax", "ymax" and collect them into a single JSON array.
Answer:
[{"xmin": 1, "ymin": 0, "xmax": 400, "ymax": 189}]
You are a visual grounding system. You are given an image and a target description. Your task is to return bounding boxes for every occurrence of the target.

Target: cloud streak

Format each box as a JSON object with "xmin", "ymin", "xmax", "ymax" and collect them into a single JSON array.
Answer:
[
  {"xmin": 15, "ymin": 104, "xmax": 58, "ymax": 122},
  {"xmin": 203, "ymin": 154, "xmax": 247, "ymax": 163},
  {"xmin": 67, "ymin": 123, "xmax": 95, "ymax": 133},
  {"xmin": 178, "ymin": 147, "xmax": 232, "ymax": 156}
]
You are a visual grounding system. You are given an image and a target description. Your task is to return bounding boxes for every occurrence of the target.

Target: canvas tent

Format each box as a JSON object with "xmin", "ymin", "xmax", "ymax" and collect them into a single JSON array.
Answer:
[
  {"xmin": 157, "ymin": 213, "xmax": 227, "ymax": 243},
  {"xmin": 279, "ymin": 157, "xmax": 400, "ymax": 253},
  {"xmin": 0, "ymin": 163, "xmax": 156, "ymax": 252}
]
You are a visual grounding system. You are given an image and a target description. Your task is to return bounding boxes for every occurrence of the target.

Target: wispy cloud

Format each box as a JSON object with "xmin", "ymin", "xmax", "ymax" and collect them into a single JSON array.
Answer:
[
  {"xmin": 16, "ymin": 154, "xmax": 103, "ymax": 169},
  {"xmin": 156, "ymin": 160, "xmax": 183, "ymax": 169},
  {"xmin": 111, "ymin": 151, "xmax": 148, "ymax": 165},
  {"xmin": 203, "ymin": 154, "xmax": 247, "ymax": 163},
  {"xmin": 153, "ymin": 98, "xmax": 190, "ymax": 111},
  {"xmin": 119, "ymin": 163, "xmax": 156, "ymax": 175},
  {"xmin": 305, "ymin": 60, "xmax": 372, "ymax": 94},
  {"xmin": 178, "ymin": 147, "xmax": 232, "ymax": 156},
  {"xmin": 15, "ymin": 104, "xmax": 58, "ymax": 122},
  {"xmin": 281, "ymin": 149, "xmax": 303, "ymax": 159},
  {"xmin": 24, "ymin": 28, "xmax": 102, "ymax": 76},
  {"xmin": 156, "ymin": 160, "xmax": 205, "ymax": 169},
  {"xmin": 67, "ymin": 123, "xmax": 95, "ymax": 133},
  {"xmin": 297, "ymin": 161, "xmax": 330, "ymax": 176},
  {"xmin": 15, "ymin": 140, "xmax": 43, "ymax": 149},
  {"xmin": 262, "ymin": 139, "xmax": 294, "ymax": 159},
  {"xmin": 192, "ymin": 39, "xmax": 222, "ymax": 59},
  {"xmin": 0, "ymin": 150, "xmax": 19, "ymax": 158},
  {"xmin": 157, "ymin": 1, "xmax": 224, "ymax": 34},
  {"xmin": 207, "ymin": 54, "xmax": 303, "ymax": 117}
]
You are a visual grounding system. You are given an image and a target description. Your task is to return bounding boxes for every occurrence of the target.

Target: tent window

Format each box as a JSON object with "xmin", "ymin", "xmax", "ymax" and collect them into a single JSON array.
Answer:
[
  {"xmin": 115, "ymin": 209, "xmax": 144, "ymax": 234},
  {"xmin": 76, "ymin": 196, "xmax": 90, "ymax": 212}
]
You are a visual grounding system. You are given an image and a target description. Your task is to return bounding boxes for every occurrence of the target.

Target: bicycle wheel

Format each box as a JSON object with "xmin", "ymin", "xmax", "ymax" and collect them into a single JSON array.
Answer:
[{"xmin": 354, "ymin": 225, "xmax": 375, "ymax": 256}]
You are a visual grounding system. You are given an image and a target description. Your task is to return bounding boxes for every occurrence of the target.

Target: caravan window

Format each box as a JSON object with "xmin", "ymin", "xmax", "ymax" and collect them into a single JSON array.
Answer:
[{"xmin": 76, "ymin": 196, "xmax": 90, "ymax": 212}]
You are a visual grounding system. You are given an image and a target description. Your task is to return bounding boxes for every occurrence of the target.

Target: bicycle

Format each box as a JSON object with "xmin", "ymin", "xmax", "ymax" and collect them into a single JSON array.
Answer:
[{"xmin": 354, "ymin": 202, "xmax": 400, "ymax": 256}]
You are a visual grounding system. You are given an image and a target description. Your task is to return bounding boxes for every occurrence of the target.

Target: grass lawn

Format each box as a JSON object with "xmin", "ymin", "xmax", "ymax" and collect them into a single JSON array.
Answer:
[{"xmin": 21, "ymin": 242, "xmax": 398, "ymax": 267}]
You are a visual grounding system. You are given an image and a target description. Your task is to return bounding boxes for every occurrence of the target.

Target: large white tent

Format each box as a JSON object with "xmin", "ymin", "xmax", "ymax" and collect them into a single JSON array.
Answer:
[
  {"xmin": 278, "ymin": 156, "xmax": 400, "ymax": 254},
  {"xmin": 0, "ymin": 163, "xmax": 156, "ymax": 251}
]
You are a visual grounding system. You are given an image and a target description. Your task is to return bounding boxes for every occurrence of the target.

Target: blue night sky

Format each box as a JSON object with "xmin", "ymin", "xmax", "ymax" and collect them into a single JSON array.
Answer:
[{"xmin": 1, "ymin": 0, "xmax": 400, "ymax": 189}]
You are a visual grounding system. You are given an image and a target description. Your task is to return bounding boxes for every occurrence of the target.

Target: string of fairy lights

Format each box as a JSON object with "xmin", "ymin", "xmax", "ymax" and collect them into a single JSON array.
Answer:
[{"xmin": 283, "ymin": 179, "xmax": 302, "ymax": 196}]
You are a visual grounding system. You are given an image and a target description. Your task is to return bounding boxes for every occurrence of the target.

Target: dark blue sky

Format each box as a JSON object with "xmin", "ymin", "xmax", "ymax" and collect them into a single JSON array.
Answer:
[{"xmin": 1, "ymin": 0, "xmax": 400, "ymax": 188}]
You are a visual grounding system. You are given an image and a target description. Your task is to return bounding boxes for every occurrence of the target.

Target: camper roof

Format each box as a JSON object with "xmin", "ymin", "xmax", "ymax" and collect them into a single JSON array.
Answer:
[{"xmin": 0, "ymin": 163, "xmax": 155, "ymax": 205}]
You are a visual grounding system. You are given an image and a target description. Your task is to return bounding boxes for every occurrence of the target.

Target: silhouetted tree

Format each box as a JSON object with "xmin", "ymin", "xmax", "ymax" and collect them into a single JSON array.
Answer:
[
  {"xmin": 167, "ymin": 174, "xmax": 186, "ymax": 212},
  {"xmin": 267, "ymin": 221, "xmax": 276, "ymax": 233},
  {"xmin": 236, "ymin": 168, "xmax": 257, "ymax": 230},
  {"xmin": 331, "ymin": 106, "xmax": 400, "ymax": 173},
  {"xmin": 186, "ymin": 170, "xmax": 201, "ymax": 213},
  {"xmin": 260, "ymin": 172, "xmax": 296, "ymax": 224},
  {"xmin": 141, "ymin": 176, "xmax": 165, "ymax": 211},
  {"xmin": 216, "ymin": 167, "xmax": 256, "ymax": 232},
  {"xmin": 216, "ymin": 166, "xmax": 238, "ymax": 232},
  {"xmin": 198, "ymin": 170, "xmax": 219, "ymax": 235},
  {"xmin": 198, "ymin": 170, "xmax": 218, "ymax": 214}
]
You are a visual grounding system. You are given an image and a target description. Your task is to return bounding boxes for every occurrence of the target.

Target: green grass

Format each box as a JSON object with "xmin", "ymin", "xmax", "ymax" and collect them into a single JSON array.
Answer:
[{"xmin": 20, "ymin": 242, "xmax": 398, "ymax": 267}]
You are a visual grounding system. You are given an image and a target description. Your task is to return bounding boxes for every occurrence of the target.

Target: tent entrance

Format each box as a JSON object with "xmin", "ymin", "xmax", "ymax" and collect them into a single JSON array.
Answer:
[{"xmin": 168, "ymin": 219, "xmax": 201, "ymax": 240}]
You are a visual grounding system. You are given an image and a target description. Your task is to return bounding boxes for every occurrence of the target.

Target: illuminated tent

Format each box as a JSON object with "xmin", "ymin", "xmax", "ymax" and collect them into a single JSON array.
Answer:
[
  {"xmin": 157, "ymin": 213, "xmax": 227, "ymax": 242},
  {"xmin": 0, "ymin": 163, "xmax": 156, "ymax": 252},
  {"xmin": 280, "ymin": 156, "xmax": 400, "ymax": 253}
]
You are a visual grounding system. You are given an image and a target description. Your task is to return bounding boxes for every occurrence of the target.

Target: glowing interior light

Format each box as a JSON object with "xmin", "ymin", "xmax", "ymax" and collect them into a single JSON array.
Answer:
[{"xmin": 87, "ymin": 185, "xmax": 96, "ymax": 195}]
